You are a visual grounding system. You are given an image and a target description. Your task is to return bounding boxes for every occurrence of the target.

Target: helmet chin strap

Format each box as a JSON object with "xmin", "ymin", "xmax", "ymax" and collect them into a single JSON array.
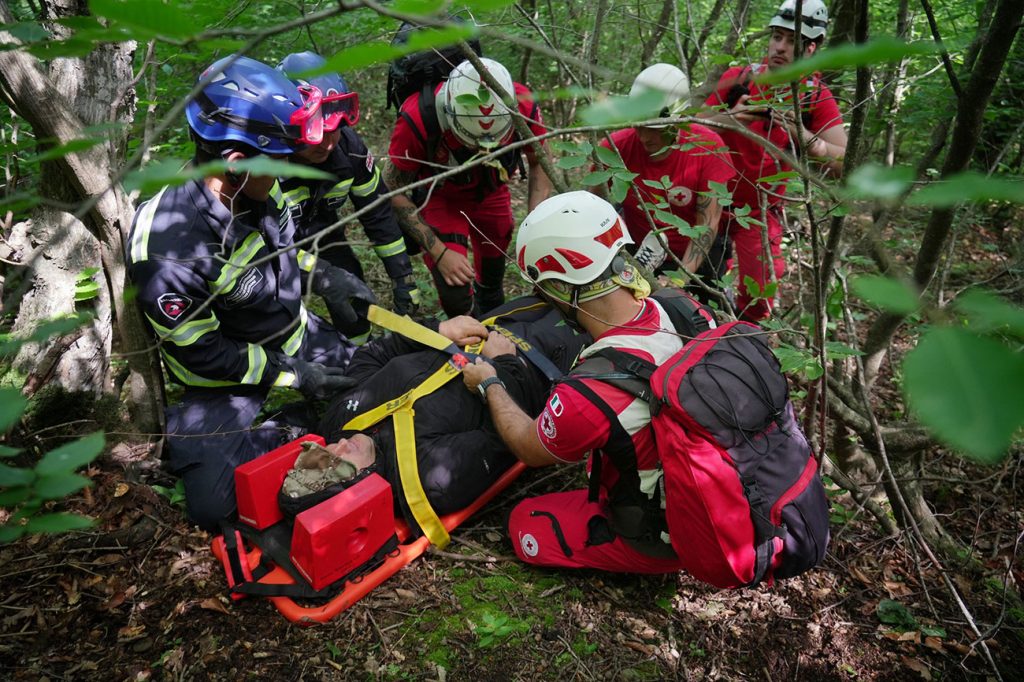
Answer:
[{"xmin": 535, "ymin": 283, "xmax": 587, "ymax": 334}]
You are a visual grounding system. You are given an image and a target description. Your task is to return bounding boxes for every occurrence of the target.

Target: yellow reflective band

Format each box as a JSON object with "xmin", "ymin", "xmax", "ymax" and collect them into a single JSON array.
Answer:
[
  {"xmin": 275, "ymin": 371, "xmax": 297, "ymax": 388},
  {"xmin": 296, "ymin": 249, "xmax": 317, "ymax": 273},
  {"xmin": 324, "ymin": 178, "xmax": 353, "ymax": 200},
  {"xmin": 160, "ymin": 349, "xmax": 236, "ymax": 388},
  {"xmin": 351, "ymin": 168, "xmax": 380, "ymax": 198},
  {"xmin": 129, "ymin": 188, "xmax": 167, "ymax": 263},
  {"xmin": 373, "ymin": 237, "xmax": 408, "ymax": 259},
  {"xmin": 241, "ymin": 344, "xmax": 268, "ymax": 384},
  {"xmin": 269, "ymin": 181, "xmax": 286, "ymax": 209},
  {"xmin": 208, "ymin": 232, "xmax": 265, "ymax": 295},
  {"xmin": 282, "ymin": 186, "xmax": 311, "ymax": 206},
  {"xmin": 281, "ymin": 305, "xmax": 308, "ymax": 357},
  {"xmin": 146, "ymin": 313, "xmax": 220, "ymax": 347}
]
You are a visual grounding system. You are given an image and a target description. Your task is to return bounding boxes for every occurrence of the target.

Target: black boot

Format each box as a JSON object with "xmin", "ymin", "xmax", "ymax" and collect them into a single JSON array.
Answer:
[{"xmin": 473, "ymin": 257, "xmax": 506, "ymax": 317}]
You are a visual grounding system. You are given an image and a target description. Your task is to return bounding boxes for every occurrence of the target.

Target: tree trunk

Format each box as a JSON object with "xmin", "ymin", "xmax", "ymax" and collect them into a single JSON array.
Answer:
[
  {"xmin": 693, "ymin": 0, "xmax": 754, "ymax": 100},
  {"xmin": 0, "ymin": 0, "xmax": 164, "ymax": 435}
]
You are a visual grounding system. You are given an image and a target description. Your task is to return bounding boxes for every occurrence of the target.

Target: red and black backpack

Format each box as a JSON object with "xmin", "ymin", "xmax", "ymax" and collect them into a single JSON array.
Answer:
[{"xmin": 564, "ymin": 290, "xmax": 830, "ymax": 588}]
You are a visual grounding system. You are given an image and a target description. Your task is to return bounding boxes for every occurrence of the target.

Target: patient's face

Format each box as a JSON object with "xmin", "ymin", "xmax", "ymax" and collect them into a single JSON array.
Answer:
[{"xmin": 326, "ymin": 434, "xmax": 376, "ymax": 470}]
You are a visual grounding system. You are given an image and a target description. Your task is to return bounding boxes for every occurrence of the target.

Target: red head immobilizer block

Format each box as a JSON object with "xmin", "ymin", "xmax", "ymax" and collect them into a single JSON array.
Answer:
[
  {"xmin": 290, "ymin": 473, "xmax": 395, "ymax": 591},
  {"xmin": 234, "ymin": 434, "xmax": 325, "ymax": 530}
]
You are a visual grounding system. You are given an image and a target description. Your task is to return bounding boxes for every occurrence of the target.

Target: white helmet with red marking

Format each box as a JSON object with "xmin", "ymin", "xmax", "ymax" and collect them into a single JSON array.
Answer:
[
  {"xmin": 439, "ymin": 57, "xmax": 516, "ymax": 150},
  {"xmin": 516, "ymin": 192, "xmax": 636, "ymax": 302}
]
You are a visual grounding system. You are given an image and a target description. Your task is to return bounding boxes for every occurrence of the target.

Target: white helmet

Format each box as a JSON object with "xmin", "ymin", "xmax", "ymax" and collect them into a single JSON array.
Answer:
[
  {"xmin": 439, "ymin": 57, "xmax": 515, "ymax": 150},
  {"xmin": 516, "ymin": 191, "xmax": 634, "ymax": 302},
  {"xmin": 769, "ymin": 0, "xmax": 829, "ymax": 41},
  {"xmin": 629, "ymin": 63, "xmax": 690, "ymax": 128}
]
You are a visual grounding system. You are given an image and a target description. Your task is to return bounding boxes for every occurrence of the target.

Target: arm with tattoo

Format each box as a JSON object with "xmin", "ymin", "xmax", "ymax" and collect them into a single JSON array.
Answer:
[
  {"xmin": 381, "ymin": 159, "xmax": 445, "ymax": 261},
  {"xmin": 681, "ymin": 193, "xmax": 722, "ymax": 274}
]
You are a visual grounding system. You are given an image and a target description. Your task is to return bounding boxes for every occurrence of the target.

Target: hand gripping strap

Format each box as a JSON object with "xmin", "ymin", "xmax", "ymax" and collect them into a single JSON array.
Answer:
[{"xmin": 487, "ymin": 324, "xmax": 563, "ymax": 382}]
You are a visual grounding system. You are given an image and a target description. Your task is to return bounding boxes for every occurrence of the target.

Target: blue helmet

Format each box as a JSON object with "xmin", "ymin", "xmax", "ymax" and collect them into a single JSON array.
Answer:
[
  {"xmin": 277, "ymin": 51, "xmax": 351, "ymax": 97},
  {"xmin": 277, "ymin": 52, "xmax": 360, "ymax": 128},
  {"xmin": 186, "ymin": 56, "xmax": 306, "ymax": 155}
]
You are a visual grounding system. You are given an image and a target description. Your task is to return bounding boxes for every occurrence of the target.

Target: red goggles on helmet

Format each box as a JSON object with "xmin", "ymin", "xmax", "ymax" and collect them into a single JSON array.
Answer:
[{"xmin": 290, "ymin": 85, "xmax": 361, "ymax": 145}]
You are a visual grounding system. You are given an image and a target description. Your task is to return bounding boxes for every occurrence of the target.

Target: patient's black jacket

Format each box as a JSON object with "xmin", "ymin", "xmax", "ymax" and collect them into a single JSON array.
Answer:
[{"xmin": 319, "ymin": 298, "xmax": 589, "ymax": 530}]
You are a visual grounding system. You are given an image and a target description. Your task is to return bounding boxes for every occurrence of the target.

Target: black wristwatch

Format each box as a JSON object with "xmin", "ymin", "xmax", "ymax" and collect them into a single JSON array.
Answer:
[{"xmin": 477, "ymin": 376, "xmax": 506, "ymax": 404}]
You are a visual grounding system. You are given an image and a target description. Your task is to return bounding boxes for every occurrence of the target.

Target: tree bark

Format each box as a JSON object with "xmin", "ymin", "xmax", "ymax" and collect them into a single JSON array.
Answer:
[{"xmin": 0, "ymin": 0, "xmax": 164, "ymax": 435}]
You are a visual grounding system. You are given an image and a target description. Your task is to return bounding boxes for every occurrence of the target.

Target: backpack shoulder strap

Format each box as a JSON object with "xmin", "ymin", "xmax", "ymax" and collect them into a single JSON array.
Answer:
[{"xmin": 559, "ymin": 374, "xmax": 638, "ymax": 505}]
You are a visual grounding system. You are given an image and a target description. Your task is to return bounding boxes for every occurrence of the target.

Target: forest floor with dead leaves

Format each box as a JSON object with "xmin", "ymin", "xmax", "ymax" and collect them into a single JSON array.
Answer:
[{"xmin": 0, "ymin": 435, "xmax": 1021, "ymax": 681}]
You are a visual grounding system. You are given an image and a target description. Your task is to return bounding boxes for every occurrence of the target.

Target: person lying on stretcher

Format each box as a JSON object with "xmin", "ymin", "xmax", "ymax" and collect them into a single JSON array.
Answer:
[{"xmin": 311, "ymin": 297, "xmax": 590, "ymax": 533}]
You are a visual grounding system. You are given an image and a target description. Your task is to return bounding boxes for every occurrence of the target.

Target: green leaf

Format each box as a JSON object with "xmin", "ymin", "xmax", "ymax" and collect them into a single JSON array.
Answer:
[
  {"xmin": 0, "ymin": 524, "xmax": 26, "ymax": 544},
  {"xmin": 463, "ymin": 0, "xmax": 516, "ymax": 10},
  {"xmin": 0, "ymin": 445, "xmax": 22, "ymax": 459},
  {"xmin": 954, "ymin": 290, "xmax": 1024, "ymax": 337},
  {"xmin": 28, "ymin": 314, "xmax": 93, "ymax": 345},
  {"xmin": 555, "ymin": 155, "xmax": 590, "ymax": 170},
  {"xmin": 25, "ymin": 37, "xmax": 98, "ymax": 59},
  {"xmin": 454, "ymin": 92, "xmax": 483, "ymax": 107},
  {"xmin": 124, "ymin": 158, "xmax": 333, "ymax": 193},
  {"xmin": 0, "ymin": 488, "xmax": 32, "ymax": 506},
  {"xmin": 850, "ymin": 275, "xmax": 919, "ymax": 314},
  {"xmin": 230, "ymin": 157, "xmax": 334, "ymax": 181},
  {"xmin": 579, "ymin": 89, "xmax": 670, "ymax": 126},
  {"xmin": 920, "ymin": 626, "xmax": 947, "ymax": 638},
  {"xmin": 842, "ymin": 164, "xmax": 914, "ymax": 202},
  {"xmin": 35, "ymin": 432, "xmax": 105, "ymax": 476},
  {"xmin": 23, "ymin": 138, "xmax": 103, "ymax": 165},
  {"xmin": 88, "ymin": 0, "xmax": 197, "ymax": 40},
  {"xmin": 876, "ymin": 599, "xmax": 919, "ymax": 630},
  {"xmin": 755, "ymin": 171, "xmax": 801, "ymax": 184},
  {"xmin": 903, "ymin": 328, "xmax": 1024, "ymax": 464},
  {"xmin": 824, "ymin": 341, "xmax": 863, "ymax": 359},
  {"xmin": 0, "ymin": 462, "xmax": 34, "ymax": 488},
  {"xmin": 4, "ymin": 21, "xmax": 50, "ymax": 42},
  {"xmin": 758, "ymin": 38, "xmax": 943, "ymax": 85},
  {"xmin": 609, "ymin": 179, "xmax": 630, "ymax": 204},
  {"xmin": 322, "ymin": 25, "xmax": 476, "ymax": 73},
  {"xmin": 0, "ymin": 192, "xmax": 42, "ymax": 215},
  {"xmin": 75, "ymin": 280, "xmax": 101, "ymax": 302},
  {"xmin": 907, "ymin": 172, "xmax": 1024, "ymax": 208},
  {"xmin": 33, "ymin": 473, "xmax": 92, "ymax": 500},
  {"xmin": 582, "ymin": 170, "xmax": 614, "ymax": 186},
  {"xmin": 773, "ymin": 346, "xmax": 810, "ymax": 374},
  {"xmin": 390, "ymin": 0, "xmax": 447, "ymax": 14},
  {"xmin": 594, "ymin": 145, "xmax": 625, "ymax": 169},
  {"xmin": 0, "ymin": 389, "xmax": 27, "ymax": 433},
  {"xmin": 24, "ymin": 512, "xmax": 94, "ymax": 533}
]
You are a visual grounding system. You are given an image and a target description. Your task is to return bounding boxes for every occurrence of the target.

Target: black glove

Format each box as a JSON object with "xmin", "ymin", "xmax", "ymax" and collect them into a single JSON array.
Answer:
[
  {"xmin": 392, "ymin": 277, "xmax": 420, "ymax": 317},
  {"xmin": 289, "ymin": 358, "xmax": 357, "ymax": 400},
  {"xmin": 313, "ymin": 263, "xmax": 377, "ymax": 326}
]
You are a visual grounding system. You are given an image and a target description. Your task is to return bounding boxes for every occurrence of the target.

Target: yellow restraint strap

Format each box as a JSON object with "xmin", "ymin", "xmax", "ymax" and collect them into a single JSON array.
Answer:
[
  {"xmin": 342, "ymin": 318, "xmax": 486, "ymax": 548},
  {"xmin": 340, "ymin": 304, "xmax": 545, "ymax": 547}
]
